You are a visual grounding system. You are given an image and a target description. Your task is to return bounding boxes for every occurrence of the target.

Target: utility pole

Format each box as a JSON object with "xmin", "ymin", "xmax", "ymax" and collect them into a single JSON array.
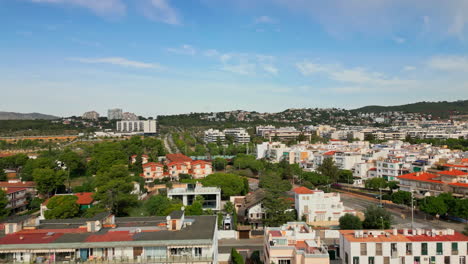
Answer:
[{"xmin": 411, "ymin": 190, "xmax": 414, "ymax": 230}]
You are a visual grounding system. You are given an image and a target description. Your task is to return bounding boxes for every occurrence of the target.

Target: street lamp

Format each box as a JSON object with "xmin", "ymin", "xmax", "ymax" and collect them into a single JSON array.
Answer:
[
  {"xmin": 380, "ymin": 216, "xmax": 384, "ymax": 230},
  {"xmin": 410, "ymin": 189, "xmax": 415, "ymax": 230}
]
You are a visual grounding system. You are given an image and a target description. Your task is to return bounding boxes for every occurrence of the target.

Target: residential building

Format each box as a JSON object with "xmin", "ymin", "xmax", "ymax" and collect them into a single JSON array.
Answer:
[
  {"xmin": 108, "ymin": 108, "xmax": 123, "ymax": 120},
  {"xmin": 122, "ymin": 112, "xmax": 138, "ymax": 120},
  {"xmin": 376, "ymin": 158, "xmax": 408, "ymax": 181},
  {"xmin": 131, "ymin": 154, "xmax": 149, "ymax": 164},
  {"xmin": 293, "ymin": 187, "xmax": 355, "ymax": 226},
  {"xmin": 2, "ymin": 187, "xmax": 27, "ymax": 212},
  {"xmin": 223, "ymin": 128, "xmax": 251, "ymax": 144},
  {"xmin": 167, "ymin": 183, "xmax": 221, "ymax": 211},
  {"xmin": 203, "ymin": 129, "xmax": 225, "ymax": 143},
  {"xmin": 142, "ymin": 162, "xmax": 165, "ymax": 183},
  {"xmin": 237, "ymin": 189, "xmax": 266, "ymax": 230},
  {"xmin": 398, "ymin": 169, "xmax": 468, "ymax": 197},
  {"xmin": 82, "ymin": 111, "xmax": 100, "ymax": 120},
  {"xmin": 116, "ymin": 120, "xmax": 157, "ymax": 134},
  {"xmin": 264, "ymin": 222, "xmax": 330, "ymax": 264},
  {"xmin": 0, "ymin": 211, "xmax": 218, "ymax": 263},
  {"xmin": 339, "ymin": 228, "xmax": 468, "ymax": 264},
  {"xmin": 165, "ymin": 154, "xmax": 213, "ymax": 180},
  {"xmin": 0, "ymin": 180, "xmax": 36, "ymax": 196}
]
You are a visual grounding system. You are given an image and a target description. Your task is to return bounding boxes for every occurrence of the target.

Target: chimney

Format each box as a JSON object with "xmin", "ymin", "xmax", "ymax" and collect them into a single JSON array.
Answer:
[
  {"xmin": 393, "ymin": 228, "xmax": 398, "ymax": 236},
  {"xmin": 403, "ymin": 228, "xmax": 408, "ymax": 236}
]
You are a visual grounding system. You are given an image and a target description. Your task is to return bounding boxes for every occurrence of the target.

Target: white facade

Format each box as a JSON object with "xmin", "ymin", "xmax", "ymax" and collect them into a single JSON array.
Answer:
[
  {"xmin": 203, "ymin": 129, "xmax": 225, "ymax": 143},
  {"xmin": 340, "ymin": 229, "xmax": 468, "ymax": 264},
  {"xmin": 293, "ymin": 187, "xmax": 355, "ymax": 226},
  {"xmin": 116, "ymin": 120, "xmax": 157, "ymax": 134},
  {"xmin": 167, "ymin": 185, "xmax": 221, "ymax": 211}
]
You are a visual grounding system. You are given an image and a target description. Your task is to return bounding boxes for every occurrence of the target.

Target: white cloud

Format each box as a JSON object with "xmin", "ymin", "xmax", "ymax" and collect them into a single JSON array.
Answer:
[
  {"xmin": 30, "ymin": 0, "xmax": 126, "ymax": 16},
  {"xmin": 68, "ymin": 57, "xmax": 162, "ymax": 69},
  {"xmin": 222, "ymin": 63, "xmax": 256, "ymax": 75},
  {"xmin": 142, "ymin": 0, "xmax": 181, "ymax": 25},
  {"xmin": 204, "ymin": 49, "xmax": 220, "ymax": 57},
  {"xmin": 393, "ymin": 36, "xmax": 406, "ymax": 44},
  {"xmin": 296, "ymin": 60, "xmax": 414, "ymax": 87},
  {"xmin": 71, "ymin": 38, "xmax": 101, "ymax": 47},
  {"xmin": 254, "ymin": 15, "xmax": 275, "ymax": 24},
  {"xmin": 167, "ymin": 44, "xmax": 196, "ymax": 55},
  {"xmin": 403, "ymin": 66, "xmax": 416, "ymax": 71},
  {"xmin": 428, "ymin": 55, "xmax": 468, "ymax": 72}
]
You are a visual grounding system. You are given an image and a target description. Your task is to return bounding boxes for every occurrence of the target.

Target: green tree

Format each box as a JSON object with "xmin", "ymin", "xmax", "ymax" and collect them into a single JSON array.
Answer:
[
  {"xmin": 0, "ymin": 189, "xmax": 10, "ymax": 218},
  {"xmin": 362, "ymin": 205, "xmax": 392, "ymax": 229},
  {"xmin": 93, "ymin": 165, "xmax": 138, "ymax": 216},
  {"xmin": 145, "ymin": 194, "xmax": 182, "ymax": 216},
  {"xmin": 391, "ymin": 191, "xmax": 412, "ymax": 206},
  {"xmin": 339, "ymin": 214, "xmax": 363, "ymax": 230},
  {"xmin": 185, "ymin": 195, "xmax": 204, "ymax": 216},
  {"xmin": 44, "ymin": 195, "xmax": 80, "ymax": 219},
  {"xmin": 0, "ymin": 168, "xmax": 6, "ymax": 181},
  {"xmin": 338, "ymin": 170, "xmax": 353, "ymax": 184},
  {"xmin": 387, "ymin": 181, "xmax": 399, "ymax": 190},
  {"xmin": 202, "ymin": 173, "xmax": 245, "ymax": 199},
  {"xmin": 213, "ymin": 158, "xmax": 227, "ymax": 171},
  {"xmin": 230, "ymin": 248, "xmax": 245, "ymax": 264},
  {"xmin": 419, "ymin": 196, "xmax": 448, "ymax": 216},
  {"xmin": 33, "ymin": 168, "xmax": 66, "ymax": 197},
  {"xmin": 365, "ymin": 177, "xmax": 388, "ymax": 190},
  {"xmin": 317, "ymin": 157, "xmax": 339, "ymax": 183},
  {"xmin": 451, "ymin": 199, "xmax": 468, "ymax": 220}
]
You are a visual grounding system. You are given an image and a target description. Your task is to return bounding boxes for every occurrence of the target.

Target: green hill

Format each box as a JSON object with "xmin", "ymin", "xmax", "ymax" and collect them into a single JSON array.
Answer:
[{"xmin": 352, "ymin": 100, "xmax": 468, "ymax": 118}]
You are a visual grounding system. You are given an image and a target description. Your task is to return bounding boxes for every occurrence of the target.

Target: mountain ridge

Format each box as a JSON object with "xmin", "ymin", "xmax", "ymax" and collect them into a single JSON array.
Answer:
[{"xmin": 0, "ymin": 111, "xmax": 59, "ymax": 120}]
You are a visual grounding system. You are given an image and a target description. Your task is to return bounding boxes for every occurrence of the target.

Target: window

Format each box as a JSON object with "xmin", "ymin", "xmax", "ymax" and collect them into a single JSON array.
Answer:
[
  {"xmin": 278, "ymin": 260, "xmax": 291, "ymax": 264},
  {"xmin": 437, "ymin": 243, "xmax": 443, "ymax": 255},
  {"xmin": 460, "ymin": 256, "xmax": 466, "ymax": 264},
  {"xmin": 384, "ymin": 256, "xmax": 390, "ymax": 264},
  {"xmin": 360, "ymin": 243, "xmax": 367, "ymax": 256},
  {"xmin": 445, "ymin": 256, "xmax": 451, "ymax": 264},
  {"xmin": 431, "ymin": 256, "xmax": 436, "ymax": 264},
  {"xmin": 368, "ymin": 257, "xmax": 374, "ymax": 264},
  {"xmin": 414, "ymin": 256, "xmax": 420, "ymax": 264},
  {"xmin": 422, "ymin": 243, "xmax": 428, "ymax": 255},
  {"xmin": 400, "ymin": 257, "xmax": 405, "ymax": 264},
  {"xmin": 345, "ymin": 252, "xmax": 349, "ymax": 264},
  {"xmin": 194, "ymin": 248, "xmax": 202, "ymax": 257},
  {"xmin": 391, "ymin": 243, "xmax": 398, "ymax": 256},
  {"xmin": 353, "ymin": 257, "xmax": 359, "ymax": 264},
  {"xmin": 376, "ymin": 243, "xmax": 383, "ymax": 256},
  {"xmin": 452, "ymin": 243, "xmax": 458, "ymax": 255},
  {"xmin": 406, "ymin": 243, "xmax": 413, "ymax": 255}
]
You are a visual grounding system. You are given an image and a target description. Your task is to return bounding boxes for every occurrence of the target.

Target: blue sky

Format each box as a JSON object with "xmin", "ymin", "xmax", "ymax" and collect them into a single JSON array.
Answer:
[{"xmin": 1, "ymin": 0, "xmax": 468, "ymax": 117}]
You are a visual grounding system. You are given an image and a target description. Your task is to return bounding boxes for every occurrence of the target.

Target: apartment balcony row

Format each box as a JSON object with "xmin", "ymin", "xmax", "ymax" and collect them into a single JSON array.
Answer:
[{"xmin": 0, "ymin": 255, "xmax": 214, "ymax": 264}]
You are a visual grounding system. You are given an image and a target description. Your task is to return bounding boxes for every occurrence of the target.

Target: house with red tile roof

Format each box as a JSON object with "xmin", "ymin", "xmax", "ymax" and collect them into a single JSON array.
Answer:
[
  {"xmin": 164, "ymin": 154, "xmax": 212, "ymax": 180},
  {"xmin": 1, "ymin": 187, "xmax": 28, "ymax": 212},
  {"xmin": 340, "ymin": 228, "xmax": 468, "ymax": 264},
  {"xmin": 141, "ymin": 162, "xmax": 165, "ymax": 183},
  {"xmin": 398, "ymin": 169, "xmax": 468, "ymax": 197}
]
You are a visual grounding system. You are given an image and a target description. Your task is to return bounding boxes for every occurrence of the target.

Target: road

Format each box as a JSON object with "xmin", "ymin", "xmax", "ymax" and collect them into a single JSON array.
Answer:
[{"xmin": 340, "ymin": 191, "xmax": 465, "ymax": 232}]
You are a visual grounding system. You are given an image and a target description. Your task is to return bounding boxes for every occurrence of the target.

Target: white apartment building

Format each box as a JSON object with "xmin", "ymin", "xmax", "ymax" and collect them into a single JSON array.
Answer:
[
  {"xmin": 293, "ymin": 187, "xmax": 355, "ymax": 226},
  {"xmin": 223, "ymin": 128, "xmax": 250, "ymax": 144},
  {"xmin": 331, "ymin": 130, "xmax": 365, "ymax": 141},
  {"xmin": 116, "ymin": 120, "xmax": 157, "ymax": 134},
  {"xmin": 203, "ymin": 129, "xmax": 225, "ymax": 143},
  {"xmin": 107, "ymin": 108, "xmax": 123, "ymax": 120},
  {"xmin": 339, "ymin": 228, "xmax": 468, "ymax": 264},
  {"xmin": 167, "ymin": 183, "xmax": 221, "ymax": 211},
  {"xmin": 264, "ymin": 222, "xmax": 329, "ymax": 264},
  {"xmin": 334, "ymin": 152, "xmax": 363, "ymax": 170},
  {"xmin": 376, "ymin": 158, "xmax": 407, "ymax": 181}
]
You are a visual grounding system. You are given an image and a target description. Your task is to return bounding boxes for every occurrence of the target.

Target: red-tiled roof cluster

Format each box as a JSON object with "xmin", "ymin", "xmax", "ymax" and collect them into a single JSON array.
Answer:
[
  {"xmin": 323, "ymin": 151, "xmax": 336, "ymax": 156},
  {"xmin": 75, "ymin": 192, "xmax": 94, "ymax": 205},
  {"xmin": 0, "ymin": 181, "xmax": 35, "ymax": 188},
  {"xmin": 142, "ymin": 162, "xmax": 163, "ymax": 169},
  {"xmin": 5, "ymin": 187, "xmax": 27, "ymax": 195},
  {"xmin": 438, "ymin": 169, "xmax": 468, "ymax": 176},
  {"xmin": 293, "ymin": 186, "xmax": 315, "ymax": 194},
  {"xmin": 166, "ymin": 153, "xmax": 192, "ymax": 163},
  {"xmin": 398, "ymin": 171, "xmax": 468, "ymax": 188},
  {"xmin": 85, "ymin": 231, "xmax": 133, "ymax": 242}
]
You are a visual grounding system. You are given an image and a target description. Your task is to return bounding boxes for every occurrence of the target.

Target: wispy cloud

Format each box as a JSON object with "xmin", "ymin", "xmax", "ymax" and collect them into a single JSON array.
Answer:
[
  {"xmin": 214, "ymin": 52, "xmax": 279, "ymax": 75},
  {"xmin": 403, "ymin": 66, "xmax": 416, "ymax": 71},
  {"xmin": 141, "ymin": 0, "xmax": 181, "ymax": 25},
  {"xmin": 71, "ymin": 38, "xmax": 101, "ymax": 47},
  {"xmin": 68, "ymin": 57, "xmax": 162, "ymax": 69},
  {"xmin": 296, "ymin": 60, "xmax": 415, "ymax": 88},
  {"xmin": 254, "ymin": 15, "xmax": 276, "ymax": 24},
  {"xmin": 203, "ymin": 49, "xmax": 220, "ymax": 57},
  {"xmin": 167, "ymin": 44, "xmax": 196, "ymax": 55},
  {"xmin": 30, "ymin": 0, "xmax": 126, "ymax": 17},
  {"xmin": 393, "ymin": 36, "xmax": 406, "ymax": 44},
  {"xmin": 428, "ymin": 55, "xmax": 468, "ymax": 72}
]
